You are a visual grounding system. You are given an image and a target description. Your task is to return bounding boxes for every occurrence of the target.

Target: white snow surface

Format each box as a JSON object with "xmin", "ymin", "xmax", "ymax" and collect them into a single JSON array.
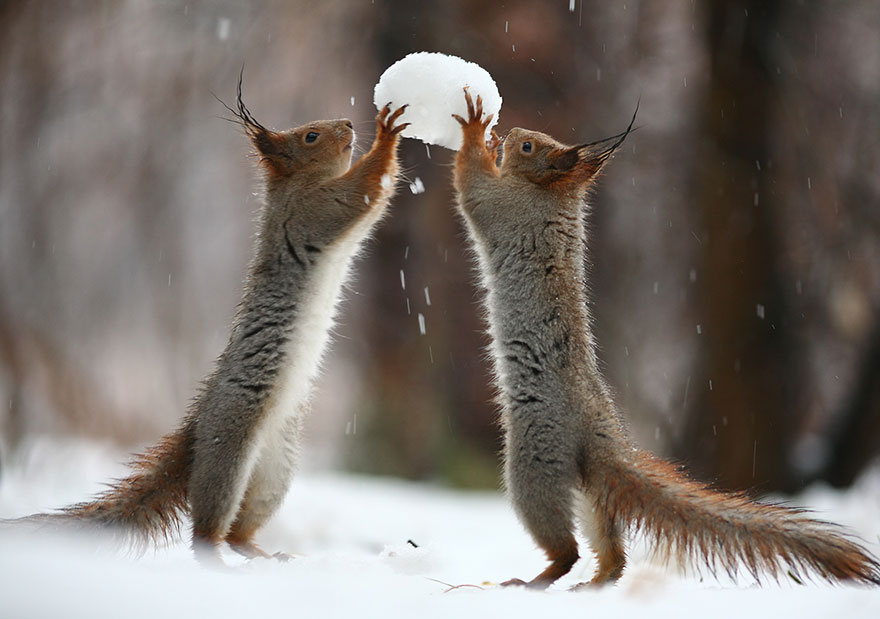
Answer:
[
  {"xmin": 1, "ymin": 436, "xmax": 880, "ymax": 618},
  {"xmin": 373, "ymin": 52, "xmax": 502, "ymax": 150}
]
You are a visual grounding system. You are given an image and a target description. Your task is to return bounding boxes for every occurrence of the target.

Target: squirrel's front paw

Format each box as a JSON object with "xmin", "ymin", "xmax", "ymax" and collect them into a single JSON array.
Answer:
[
  {"xmin": 452, "ymin": 88, "xmax": 494, "ymax": 131},
  {"xmin": 453, "ymin": 88, "xmax": 496, "ymax": 154},
  {"xmin": 486, "ymin": 129, "xmax": 502, "ymax": 154},
  {"xmin": 376, "ymin": 103, "xmax": 410, "ymax": 139}
]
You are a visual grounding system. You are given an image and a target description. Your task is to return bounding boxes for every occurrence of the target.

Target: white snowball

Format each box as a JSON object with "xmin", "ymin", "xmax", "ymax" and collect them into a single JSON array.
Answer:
[{"xmin": 373, "ymin": 52, "xmax": 502, "ymax": 151}]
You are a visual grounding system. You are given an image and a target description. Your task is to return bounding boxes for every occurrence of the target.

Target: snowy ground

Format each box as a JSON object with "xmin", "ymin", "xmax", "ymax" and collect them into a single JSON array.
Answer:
[{"xmin": 1, "ymin": 437, "xmax": 879, "ymax": 618}]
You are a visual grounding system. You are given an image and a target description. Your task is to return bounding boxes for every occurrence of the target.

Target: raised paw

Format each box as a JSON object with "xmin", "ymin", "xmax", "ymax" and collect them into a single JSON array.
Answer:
[
  {"xmin": 452, "ymin": 87, "xmax": 494, "ymax": 130},
  {"xmin": 487, "ymin": 129, "xmax": 502, "ymax": 153},
  {"xmin": 376, "ymin": 102, "xmax": 410, "ymax": 138}
]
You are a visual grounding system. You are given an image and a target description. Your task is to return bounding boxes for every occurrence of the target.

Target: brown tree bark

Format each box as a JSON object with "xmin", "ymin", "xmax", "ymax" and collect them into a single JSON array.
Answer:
[
  {"xmin": 346, "ymin": 0, "xmax": 500, "ymax": 483},
  {"xmin": 820, "ymin": 323, "xmax": 880, "ymax": 487},
  {"xmin": 678, "ymin": 0, "xmax": 803, "ymax": 492}
]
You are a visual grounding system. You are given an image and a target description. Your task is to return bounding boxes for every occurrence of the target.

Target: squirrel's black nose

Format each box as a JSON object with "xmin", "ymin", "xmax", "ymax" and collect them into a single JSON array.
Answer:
[{"xmin": 344, "ymin": 120, "xmax": 353, "ymax": 129}]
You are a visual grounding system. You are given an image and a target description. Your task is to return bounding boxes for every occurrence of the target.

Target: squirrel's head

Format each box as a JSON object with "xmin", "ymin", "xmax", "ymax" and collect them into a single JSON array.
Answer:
[
  {"xmin": 222, "ymin": 76, "xmax": 354, "ymax": 181},
  {"xmin": 260, "ymin": 119, "xmax": 355, "ymax": 179},
  {"xmin": 500, "ymin": 106, "xmax": 637, "ymax": 191}
]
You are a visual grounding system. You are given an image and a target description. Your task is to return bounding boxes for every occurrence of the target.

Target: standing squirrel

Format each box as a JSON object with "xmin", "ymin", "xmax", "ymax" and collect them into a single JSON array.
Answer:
[
  {"xmin": 5, "ymin": 81, "xmax": 409, "ymax": 566},
  {"xmin": 451, "ymin": 89, "xmax": 880, "ymax": 588}
]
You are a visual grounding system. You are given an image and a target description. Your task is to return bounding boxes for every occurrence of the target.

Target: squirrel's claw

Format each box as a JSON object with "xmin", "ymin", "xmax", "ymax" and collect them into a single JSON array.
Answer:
[
  {"xmin": 456, "ymin": 90, "xmax": 499, "ymax": 159},
  {"xmin": 377, "ymin": 103, "xmax": 391, "ymax": 123},
  {"xmin": 459, "ymin": 88, "xmax": 493, "ymax": 131},
  {"xmin": 463, "ymin": 87, "xmax": 475, "ymax": 120},
  {"xmin": 487, "ymin": 128, "xmax": 502, "ymax": 152},
  {"xmin": 463, "ymin": 89, "xmax": 484, "ymax": 123},
  {"xmin": 387, "ymin": 103, "xmax": 408, "ymax": 124},
  {"xmin": 377, "ymin": 103, "xmax": 409, "ymax": 137},
  {"xmin": 461, "ymin": 88, "xmax": 484, "ymax": 123}
]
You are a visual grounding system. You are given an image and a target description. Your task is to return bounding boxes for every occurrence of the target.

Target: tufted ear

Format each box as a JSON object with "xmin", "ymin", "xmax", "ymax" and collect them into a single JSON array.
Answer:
[
  {"xmin": 216, "ymin": 69, "xmax": 295, "ymax": 176},
  {"xmin": 560, "ymin": 101, "xmax": 639, "ymax": 183},
  {"xmin": 247, "ymin": 125, "xmax": 287, "ymax": 163},
  {"xmin": 549, "ymin": 148, "xmax": 580, "ymax": 172}
]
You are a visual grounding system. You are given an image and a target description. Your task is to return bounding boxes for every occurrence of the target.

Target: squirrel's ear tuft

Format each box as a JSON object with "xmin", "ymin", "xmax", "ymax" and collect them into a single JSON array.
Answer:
[
  {"xmin": 238, "ymin": 112, "xmax": 293, "ymax": 176},
  {"xmin": 550, "ymin": 148, "xmax": 580, "ymax": 173},
  {"xmin": 215, "ymin": 70, "xmax": 294, "ymax": 176},
  {"xmin": 250, "ymin": 131, "xmax": 295, "ymax": 176},
  {"xmin": 248, "ymin": 129, "xmax": 286, "ymax": 161},
  {"xmin": 546, "ymin": 145, "xmax": 605, "ymax": 186},
  {"xmin": 575, "ymin": 101, "xmax": 639, "ymax": 180}
]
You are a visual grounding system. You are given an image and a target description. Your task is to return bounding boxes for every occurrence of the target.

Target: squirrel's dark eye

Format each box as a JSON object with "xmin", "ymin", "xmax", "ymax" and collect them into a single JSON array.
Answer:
[
  {"xmin": 522, "ymin": 141, "xmax": 532, "ymax": 153},
  {"xmin": 305, "ymin": 132, "xmax": 319, "ymax": 144}
]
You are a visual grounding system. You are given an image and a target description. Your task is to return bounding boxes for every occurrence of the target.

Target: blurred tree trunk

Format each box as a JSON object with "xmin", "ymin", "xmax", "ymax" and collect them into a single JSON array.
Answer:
[
  {"xmin": 678, "ymin": 0, "xmax": 803, "ymax": 493},
  {"xmin": 820, "ymin": 323, "xmax": 880, "ymax": 487},
  {"xmin": 0, "ymin": 308, "xmax": 25, "ymax": 451},
  {"xmin": 348, "ymin": 0, "xmax": 500, "ymax": 485}
]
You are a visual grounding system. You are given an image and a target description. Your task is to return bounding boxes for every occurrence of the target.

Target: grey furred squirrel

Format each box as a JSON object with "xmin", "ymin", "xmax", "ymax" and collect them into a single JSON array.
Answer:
[
  {"xmin": 5, "ymin": 80, "xmax": 409, "ymax": 566},
  {"xmin": 451, "ymin": 88, "xmax": 880, "ymax": 589}
]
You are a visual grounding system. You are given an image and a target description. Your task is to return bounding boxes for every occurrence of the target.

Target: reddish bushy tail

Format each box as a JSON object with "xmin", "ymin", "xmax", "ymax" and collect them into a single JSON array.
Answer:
[
  {"xmin": 595, "ymin": 450, "xmax": 880, "ymax": 584},
  {"xmin": 7, "ymin": 421, "xmax": 194, "ymax": 552}
]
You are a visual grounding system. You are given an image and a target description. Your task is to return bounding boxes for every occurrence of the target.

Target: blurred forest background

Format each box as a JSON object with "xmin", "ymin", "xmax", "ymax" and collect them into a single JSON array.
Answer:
[{"xmin": 1, "ymin": 0, "xmax": 878, "ymax": 494}]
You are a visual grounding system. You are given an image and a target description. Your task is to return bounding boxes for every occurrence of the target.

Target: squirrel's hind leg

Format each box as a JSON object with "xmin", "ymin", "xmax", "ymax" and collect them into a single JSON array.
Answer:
[
  {"xmin": 501, "ymin": 543, "xmax": 580, "ymax": 589},
  {"xmin": 571, "ymin": 490, "xmax": 626, "ymax": 589},
  {"xmin": 189, "ymin": 419, "xmax": 263, "ymax": 567},
  {"xmin": 225, "ymin": 414, "xmax": 302, "ymax": 562},
  {"xmin": 502, "ymin": 458, "xmax": 580, "ymax": 589}
]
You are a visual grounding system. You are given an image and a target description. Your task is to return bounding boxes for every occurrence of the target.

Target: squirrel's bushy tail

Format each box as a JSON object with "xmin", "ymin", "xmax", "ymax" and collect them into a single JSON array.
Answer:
[
  {"xmin": 593, "ymin": 450, "xmax": 880, "ymax": 584},
  {"xmin": 8, "ymin": 421, "xmax": 195, "ymax": 552}
]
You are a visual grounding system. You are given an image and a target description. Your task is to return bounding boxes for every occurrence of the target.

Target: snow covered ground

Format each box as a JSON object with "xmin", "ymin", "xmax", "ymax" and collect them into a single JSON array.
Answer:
[{"xmin": 1, "ymin": 436, "xmax": 879, "ymax": 618}]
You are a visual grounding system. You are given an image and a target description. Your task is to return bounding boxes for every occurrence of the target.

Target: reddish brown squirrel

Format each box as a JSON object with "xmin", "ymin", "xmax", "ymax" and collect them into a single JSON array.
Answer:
[
  {"xmin": 4, "ymin": 82, "xmax": 409, "ymax": 566},
  {"xmin": 451, "ymin": 88, "xmax": 880, "ymax": 588}
]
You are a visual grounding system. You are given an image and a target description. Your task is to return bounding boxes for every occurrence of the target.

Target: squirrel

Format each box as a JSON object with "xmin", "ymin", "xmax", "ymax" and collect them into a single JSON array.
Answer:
[
  {"xmin": 4, "ymin": 79, "xmax": 409, "ymax": 566},
  {"xmin": 451, "ymin": 89, "xmax": 880, "ymax": 589}
]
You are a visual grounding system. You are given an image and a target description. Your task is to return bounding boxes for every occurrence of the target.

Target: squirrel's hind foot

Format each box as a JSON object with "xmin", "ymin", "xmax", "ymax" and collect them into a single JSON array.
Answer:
[
  {"xmin": 500, "ymin": 577, "xmax": 553, "ymax": 590},
  {"xmin": 228, "ymin": 539, "xmax": 292, "ymax": 563}
]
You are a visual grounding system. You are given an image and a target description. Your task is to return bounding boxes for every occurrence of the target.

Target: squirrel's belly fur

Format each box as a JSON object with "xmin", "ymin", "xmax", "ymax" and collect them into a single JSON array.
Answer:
[
  {"xmin": 246, "ymin": 212, "xmax": 381, "ymax": 496},
  {"xmin": 266, "ymin": 219, "xmax": 375, "ymax": 444},
  {"xmin": 226, "ymin": 230, "xmax": 367, "ymax": 532}
]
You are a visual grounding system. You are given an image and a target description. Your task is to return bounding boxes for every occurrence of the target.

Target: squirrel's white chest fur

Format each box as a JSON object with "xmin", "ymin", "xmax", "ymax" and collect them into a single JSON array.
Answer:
[{"xmin": 264, "ymin": 213, "xmax": 380, "ymax": 434}]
